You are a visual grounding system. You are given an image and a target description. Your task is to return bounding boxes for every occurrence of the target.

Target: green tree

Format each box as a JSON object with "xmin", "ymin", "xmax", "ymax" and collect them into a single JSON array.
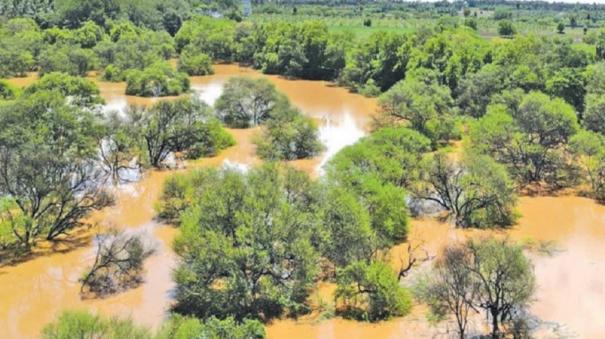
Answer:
[
  {"xmin": 415, "ymin": 152, "xmax": 518, "ymax": 228},
  {"xmin": 378, "ymin": 69, "xmax": 458, "ymax": 146},
  {"xmin": 125, "ymin": 61, "xmax": 190, "ymax": 97},
  {"xmin": 421, "ymin": 238, "xmax": 535, "ymax": 338},
  {"xmin": 0, "ymin": 91, "xmax": 112, "ymax": 247},
  {"xmin": 498, "ymin": 21, "xmax": 515, "ymax": 37},
  {"xmin": 129, "ymin": 97, "xmax": 234, "ymax": 168},
  {"xmin": 42, "ymin": 311, "xmax": 150, "ymax": 339},
  {"xmin": 214, "ymin": 77, "xmax": 289, "ymax": 128},
  {"xmin": 467, "ymin": 238, "xmax": 535, "ymax": 338},
  {"xmin": 177, "ymin": 47, "xmax": 214, "ymax": 76},
  {"xmin": 335, "ymin": 261, "xmax": 412, "ymax": 321},
  {"xmin": 24, "ymin": 72, "xmax": 104, "ymax": 107},
  {"xmin": 255, "ymin": 107, "xmax": 323, "ymax": 160},
  {"xmin": 557, "ymin": 22, "xmax": 565, "ymax": 34},
  {"xmin": 172, "ymin": 165, "xmax": 319, "ymax": 321},
  {"xmin": 470, "ymin": 92, "xmax": 579, "ymax": 184}
]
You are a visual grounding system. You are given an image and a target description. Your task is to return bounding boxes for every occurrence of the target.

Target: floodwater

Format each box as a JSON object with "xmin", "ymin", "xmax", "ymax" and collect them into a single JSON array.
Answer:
[{"xmin": 2, "ymin": 66, "xmax": 605, "ymax": 338}]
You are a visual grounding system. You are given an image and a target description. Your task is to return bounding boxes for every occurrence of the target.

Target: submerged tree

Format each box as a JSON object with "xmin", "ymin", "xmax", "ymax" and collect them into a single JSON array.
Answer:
[
  {"xmin": 172, "ymin": 165, "xmax": 320, "ymax": 321},
  {"xmin": 128, "ymin": 97, "xmax": 234, "ymax": 168},
  {"xmin": 0, "ymin": 91, "xmax": 112, "ymax": 247},
  {"xmin": 335, "ymin": 260, "xmax": 412, "ymax": 322},
  {"xmin": 421, "ymin": 238, "xmax": 535, "ymax": 338},
  {"xmin": 214, "ymin": 77, "xmax": 289, "ymax": 128},
  {"xmin": 80, "ymin": 230, "xmax": 156, "ymax": 297},
  {"xmin": 415, "ymin": 152, "xmax": 517, "ymax": 228}
]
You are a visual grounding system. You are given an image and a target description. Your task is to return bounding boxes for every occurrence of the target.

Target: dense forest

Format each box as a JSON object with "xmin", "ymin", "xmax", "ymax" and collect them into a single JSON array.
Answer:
[{"xmin": 1, "ymin": 0, "xmax": 605, "ymax": 338}]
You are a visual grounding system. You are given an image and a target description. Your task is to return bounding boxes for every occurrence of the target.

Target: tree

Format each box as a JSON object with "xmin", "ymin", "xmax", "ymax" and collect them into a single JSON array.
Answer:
[
  {"xmin": 156, "ymin": 316, "xmax": 265, "ymax": 339},
  {"xmin": 172, "ymin": 165, "xmax": 319, "ymax": 321},
  {"xmin": 128, "ymin": 97, "xmax": 234, "ymax": 168},
  {"xmin": 80, "ymin": 229, "xmax": 156, "ymax": 297},
  {"xmin": 420, "ymin": 244, "xmax": 479, "ymax": 339},
  {"xmin": 255, "ymin": 107, "xmax": 323, "ymax": 160},
  {"xmin": 0, "ymin": 91, "xmax": 112, "ymax": 247},
  {"xmin": 415, "ymin": 152, "xmax": 517, "ymax": 228},
  {"xmin": 125, "ymin": 61, "xmax": 190, "ymax": 97},
  {"xmin": 569, "ymin": 130, "xmax": 605, "ymax": 200},
  {"xmin": 214, "ymin": 77, "xmax": 289, "ymax": 128},
  {"xmin": 498, "ymin": 21, "xmax": 515, "ymax": 37},
  {"xmin": 177, "ymin": 47, "xmax": 213, "ymax": 76},
  {"xmin": 470, "ymin": 92, "xmax": 579, "ymax": 184},
  {"xmin": 326, "ymin": 127, "xmax": 429, "ymax": 244},
  {"xmin": 335, "ymin": 260, "xmax": 412, "ymax": 321},
  {"xmin": 583, "ymin": 94, "xmax": 605, "ymax": 135},
  {"xmin": 340, "ymin": 31, "xmax": 410, "ymax": 92},
  {"xmin": 378, "ymin": 69, "xmax": 458, "ymax": 146},
  {"xmin": 557, "ymin": 22, "xmax": 565, "ymax": 34},
  {"xmin": 24, "ymin": 72, "xmax": 104, "ymax": 108},
  {"xmin": 420, "ymin": 238, "xmax": 535, "ymax": 338},
  {"xmin": 98, "ymin": 111, "xmax": 142, "ymax": 184},
  {"xmin": 467, "ymin": 238, "xmax": 535, "ymax": 338},
  {"xmin": 319, "ymin": 186, "xmax": 375, "ymax": 268}
]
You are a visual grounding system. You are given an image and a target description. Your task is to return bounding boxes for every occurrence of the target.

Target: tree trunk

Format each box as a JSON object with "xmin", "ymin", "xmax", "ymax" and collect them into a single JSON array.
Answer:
[{"xmin": 491, "ymin": 308, "xmax": 500, "ymax": 338}]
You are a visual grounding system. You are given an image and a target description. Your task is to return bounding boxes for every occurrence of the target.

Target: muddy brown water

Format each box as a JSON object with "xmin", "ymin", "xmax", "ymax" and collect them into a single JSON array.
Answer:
[{"xmin": 2, "ymin": 66, "xmax": 605, "ymax": 338}]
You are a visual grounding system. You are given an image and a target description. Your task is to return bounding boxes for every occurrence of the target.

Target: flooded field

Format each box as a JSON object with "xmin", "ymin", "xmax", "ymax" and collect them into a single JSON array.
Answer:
[{"xmin": 2, "ymin": 66, "xmax": 605, "ymax": 338}]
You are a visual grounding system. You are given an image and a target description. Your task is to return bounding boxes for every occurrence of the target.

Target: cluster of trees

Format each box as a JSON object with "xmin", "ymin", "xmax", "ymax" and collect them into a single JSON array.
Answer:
[
  {"xmin": 215, "ymin": 77, "xmax": 323, "ymax": 160},
  {"xmin": 42, "ymin": 310, "xmax": 264, "ymax": 339},
  {"xmin": 158, "ymin": 163, "xmax": 413, "ymax": 324},
  {"xmin": 0, "ymin": 75, "xmax": 234, "ymax": 250}
]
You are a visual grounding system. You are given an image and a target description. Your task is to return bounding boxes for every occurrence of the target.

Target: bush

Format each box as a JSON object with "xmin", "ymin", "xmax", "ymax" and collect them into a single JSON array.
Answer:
[
  {"xmin": 0, "ymin": 80, "xmax": 19, "ymax": 100},
  {"xmin": 125, "ymin": 62, "xmax": 190, "ymax": 97},
  {"xmin": 177, "ymin": 47, "xmax": 214, "ymax": 76},
  {"xmin": 41, "ymin": 311, "xmax": 150, "ymax": 339},
  {"xmin": 24, "ymin": 72, "xmax": 103, "ymax": 107},
  {"xmin": 156, "ymin": 315, "xmax": 265, "ymax": 339},
  {"xmin": 336, "ymin": 261, "xmax": 412, "ymax": 321},
  {"xmin": 255, "ymin": 108, "xmax": 323, "ymax": 160}
]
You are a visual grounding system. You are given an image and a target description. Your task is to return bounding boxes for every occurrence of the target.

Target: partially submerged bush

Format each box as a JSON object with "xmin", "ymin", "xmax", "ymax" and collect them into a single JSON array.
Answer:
[
  {"xmin": 80, "ymin": 230, "xmax": 156, "ymax": 297},
  {"xmin": 125, "ymin": 62, "xmax": 190, "ymax": 97},
  {"xmin": 41, "ymin": 310, "xmax": 150, "ymax": 339},
  {"xmin": 255, "ymin": 108, "xmax": 323, "ymax": 160},
  {"xmin": 177, "ymin": 47, "xmax": 214, "ymax": 76},
  {"xmin": 335, "ymin": 261, "xmax": 412, "ymax": 321}
]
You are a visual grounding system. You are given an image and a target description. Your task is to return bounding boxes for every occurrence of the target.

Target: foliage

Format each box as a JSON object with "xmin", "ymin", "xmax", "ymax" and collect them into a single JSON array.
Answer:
[
  {"xmin": 156, "ymin": 315, "xmax": 265, "ymax": 339},
  {"xmin": 38, "ymin": 43, "xmax": 96, "ymax": 76},
  {"xmin": 214, "ymin": 76, "xmax": 289, "ymax": 128},
  {"xmin": 128, "ymin": 97, "xmax": 234, "ymax": 168},
  {"xmin": 420, "ymin": 238, "xmax": 535, "ymax": 338},
  {"xmin": 498, "ymin": 21, "xmax": 516, "ymax": 37},
  {"xmin": 24, "ymin": 72, "xmax": 103, "ymax": 107},
  {"xmin": 172, "ymin": 165, "xmax": 320, "ymax": 321},
  {"xmin": 41, "ymin": 311, "xmax": 150, "ymax": 339},
  {"xmin": 415, "ymin": 152, "xmax": 518, "ymax": 228},
  {"xmin": 0, "ymin": 80, "xmax": 19, "ymax": 100},
  {"xmin": 0, "ymin": 91, "xmax": 112, "ymax": 247},
  {"xmin": 470, "ymin": 92, "xmax": 579, "ymax": 185},
  {"xmin": 335, "ymin": 261, "xmax": 412, "ymax": 322},
  {"xmin": 255, "ymin": 107, "xmax": 323, "ymax": 161},
  {"xmin": 340, "ymin": 31, "xmax": 410, "ymax": 93},
  {"xmin": 177, "ymin": 47, "xmax": 213, "ymax": 76},
  {"xmin": 125, "ymin": 61, "xmax": 190, "ymax": 97},
  {"xmin": 378, "ymin": 69, "xmax": 459, "ymax": 146}
]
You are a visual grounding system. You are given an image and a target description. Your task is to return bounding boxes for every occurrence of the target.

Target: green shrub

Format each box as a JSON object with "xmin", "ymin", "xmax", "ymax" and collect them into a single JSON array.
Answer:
[{"xmin": 125, "ymin": 62, "xmax": 190, "ymax": 97}]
